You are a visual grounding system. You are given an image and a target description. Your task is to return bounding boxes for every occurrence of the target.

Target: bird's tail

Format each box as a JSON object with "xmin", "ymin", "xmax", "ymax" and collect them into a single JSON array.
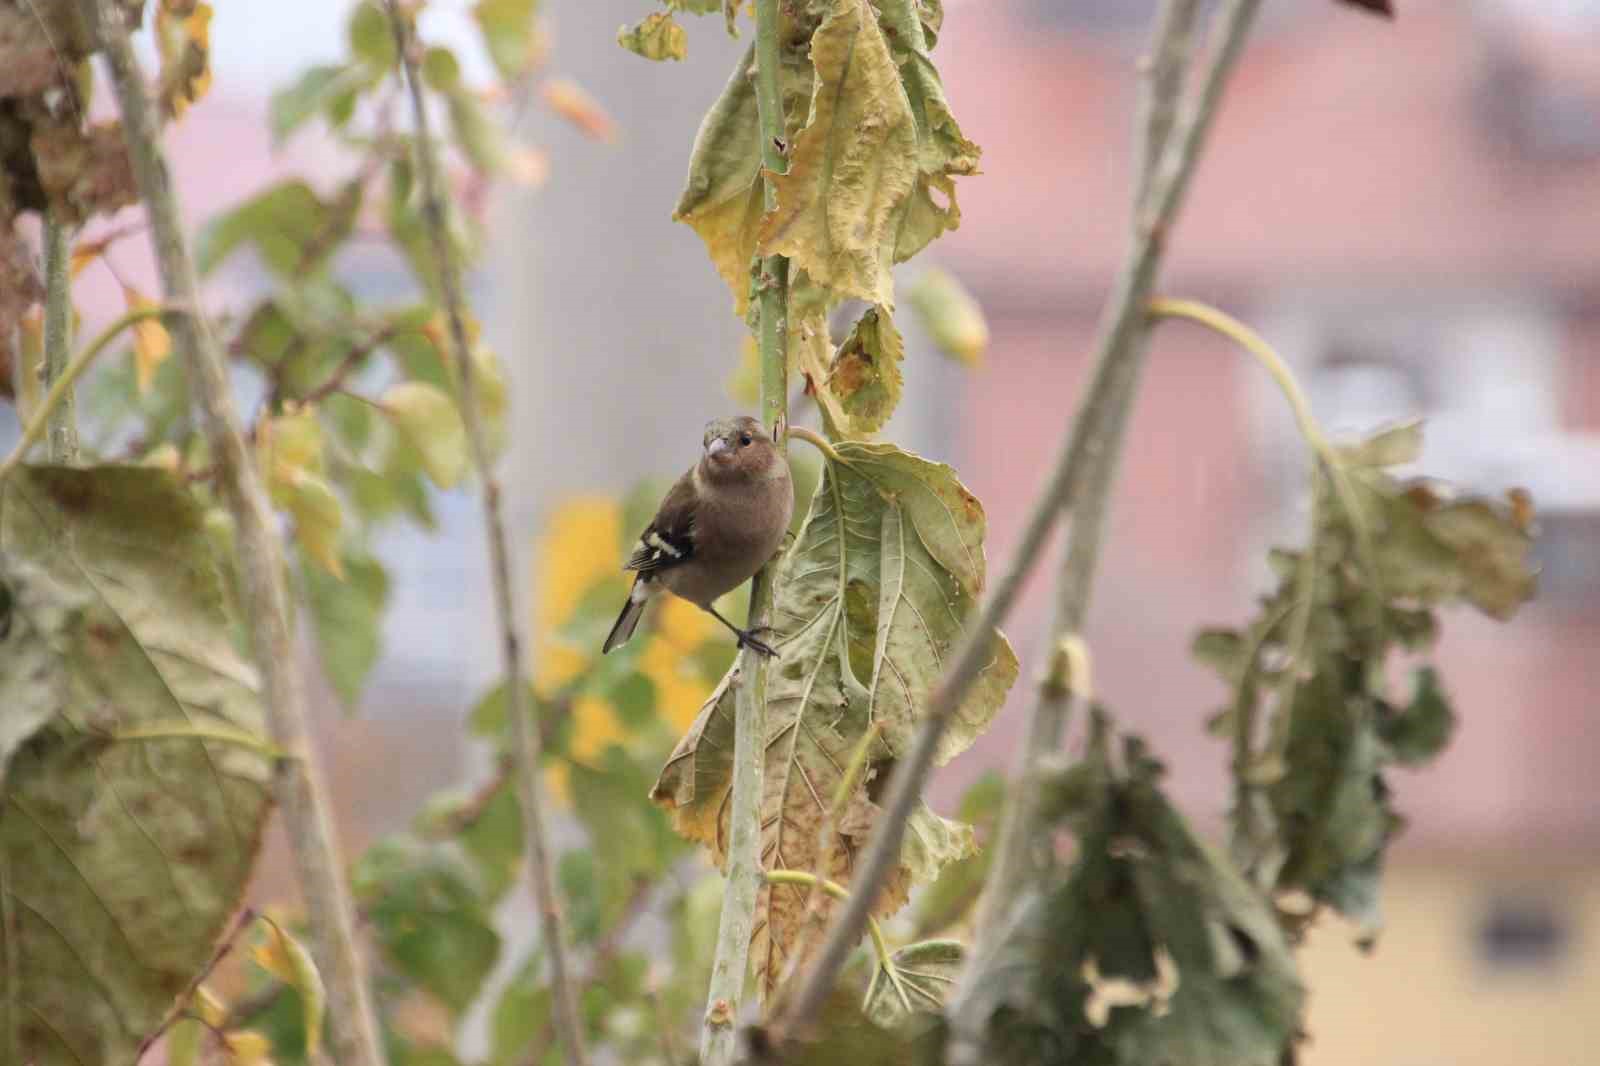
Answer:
[{"xmin": 603, "ymin": 580, "xmax": 649, "ymax": 653}]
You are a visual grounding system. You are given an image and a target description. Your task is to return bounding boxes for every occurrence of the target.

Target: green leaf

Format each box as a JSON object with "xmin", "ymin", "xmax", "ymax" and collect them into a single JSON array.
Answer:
[
  {"xmin": 757, "ymin": 0, "xmax": 918, "ymax": 307},
  {"xmin": 906, "ymin": 266, "xmax": 988, "ymax": 366},
  {"xmin": 618, "ymin": 12, "xmax": 688, "ymax": 61},
  {"xmin": 380, "ymin": 381, "xmax": 469, "ymax": 489},
  {"xmin": 0, "ymin": 466, "xmax": 272, "ymax": 1066},
  {"xmin": 197, "ymin": 179, "xmax": 362, "ymax": 277},
  {"xmin": 490, "ymin": 952, "xmax": 551, "ymax": 1066},
  {"xmin": 1379, "ymin": 666, "xmax": 1455, "ymax": 766},
  {"xmin": 257, "ymin": 921, "xmax": 327, "ymax": 1057},
  {"xmin": 422, "ymin": 47, "xmax": 462, "ymax": 92},
  {"xmin": 863, "ymin": 939, "xmax": 964, "ymax": 1027},
  {"xmin": 0, "ymin": 558, "xmax": 84, "ymax": 787},
  {"xmin": 448, "ymin": 89, "xmax": 509, "ymax": 174},
  {"xmin": 473, "ymin": 0, "xmax": 542, "ymax": 79},
  {"xmin": 349, "ymin": 0, "xmax": 397, "ymax": 72},
  {"xmin": 353, "ymin": 836, "xmax": 501, "ymax": 1012},
  {"xmin": 269, "ymin": 63, "xmax": 362, "ymax": 143},
  {"xmin": 653, "ymin": 441, "xmax": 1017, "ymax": 997},
  {"xmin": 828, "ymin": 305, "xmax": 905, "ymax": 436},
  {"xmin": 301, "ymin": 548, "xmax": 388, "ymax": 711},
  {"xmin": 911, "ymin": 772, "xmax": 1004, "ymax": 938}
]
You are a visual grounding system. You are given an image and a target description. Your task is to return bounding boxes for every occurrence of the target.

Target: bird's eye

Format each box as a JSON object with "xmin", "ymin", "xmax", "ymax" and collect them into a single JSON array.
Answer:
[{"xmin": 739, "ymin": 433, "xmax": 752, "ymax": 447}]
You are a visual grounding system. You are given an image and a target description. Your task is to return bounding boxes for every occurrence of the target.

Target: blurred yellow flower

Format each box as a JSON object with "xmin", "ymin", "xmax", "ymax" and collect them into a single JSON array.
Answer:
[
  {"xmin": 656, "ymin": 595, "xmax": 716, "ymax": 652},
  {"xmin": 534, "ymin": 639, "xmax": 588, "ymax": 699},
  {"xmin": 548, "ymin": 693, "xmax": 625, "ymax": 802},
  {"xmin": 639, "ymin": 636, "xmax": 711, "ymax": 733},
  {"xmin": 534, "ymin": 496, "xmax": 621, "ymax": 633}
]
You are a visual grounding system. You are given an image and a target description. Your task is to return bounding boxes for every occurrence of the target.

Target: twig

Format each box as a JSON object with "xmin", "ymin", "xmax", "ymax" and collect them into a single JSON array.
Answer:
[
  {"xmin": 299, "ymin": 324, "xmax": 399, "ymax": 405},
  {"xmin": 382, "ymin": 6, "xmax": 588, "ymax": 1066},
  {"xmin": 82, "ymin": 5, "xmax": 389, "ymax": 1066},
  {"xmin": 967, "ymin": 0, "xmax": 1203, "ymax": 957},
  {"xmin": 136, "ymin": 907, "xmax": 255, "ymax": 1061},
  {"xmin": 700, "ymin": 0, "xmax": 791, "ymax": 1061},
  {"xmin": 0, "ymin": 304, "xmax": 172, "ymax": 482},
  {"xmin": 42, "ymin": 217, "xmax": 78, "ymax": 463},
  {"xmin": 773, "ymin": 0, "xmax": 1266, "ymax": 1041}
]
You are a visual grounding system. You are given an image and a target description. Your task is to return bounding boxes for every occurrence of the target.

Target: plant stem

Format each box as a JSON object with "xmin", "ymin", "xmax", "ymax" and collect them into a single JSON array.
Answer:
[
  {"xmin": 775, "ymin": 0, "xmax": 1265, "ymax": 1042},
  {"xmin": 42, "ymin": 217, "xmax": 78, "ymax": 463},
  {"xmin": 702, "ymin": 3, "xmax": 790, "ymax": 1060},
  {"xmin": 0, "ymin": 305, "xmax": 170, "ymax": 482},
  {"xmin": 967, "ymin": 0, "xmax": 1202, "ymax": 956},
  {"xmin": 83, "ymin": 5, "xmax": 388, "ymax": 1065},
  {"xmin": 381, "ymin": 6, "xmax": 588, "ymax": 1066}
]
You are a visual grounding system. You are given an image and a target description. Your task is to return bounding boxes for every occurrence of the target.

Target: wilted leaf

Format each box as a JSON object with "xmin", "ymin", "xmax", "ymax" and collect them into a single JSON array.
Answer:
[
  {"xmin": 28, "ymin": 119, "xmax": 140, "ymax": 225},
  {"xmin": 874, "ymin": 0, "xmax": 981, "ymax": 262},
  {"xmin": 256, "ymin": 920, "xmax": 328, "ymax": 1056},
  {"xmin": 302, "ymin": 548, "xmax": 388, "ymax": 710},
  {"xmin": 1378, "ymin": 666, "xmax": 1454, "ymax": 766},
  {"xmin": 157, "ymin": 2, "xmax": 214, "ymax": 119},
  {"xmin": 673, "ymin": 45, "xmax": 812, "ymax": 314},
  {"xmin": 863, "ymin": 939, "xmax": 964, "ymax": 1027},
  {"xmin": 0, "ymin": 558, "xmax": 84, "ymax": 787},
  {"xmin": 381, "ymin": 381, "xmax": 468, "ymax": 489},
  {"xmin": 757, "ymin": 0, "xmax": 917, "ymax": 307},
  {"xmin": 353, "ymin": 836, "xmax": 501, "ymax": 1012},
  {"xmin": 967, "ymin": 736, "xmax": 1303, "ymax": 1066},
  {"xmin": 121, "ymin": 284, "xmax": 173, "ymax": 392},
  {"xmin": 907, "ymin": 266, "xmax": 988, "ymax": 366},
  {"xmin": 653, "ymin": 442, "xmax": 1017, "ymax": 996},
  {"xmin": 0, "ymin": 466, "xmax": 272, "ymax": 1066},
  {"xmin": 829, "ymin": 305, "xmax": 904, "ymax": 436},
  {"xmin": 197, "ymin": 179, "xmax": 362, "ymax": 277},
  {"xmin": 618, "ymin": 12, "xmax": 688, "ymax": 61}
]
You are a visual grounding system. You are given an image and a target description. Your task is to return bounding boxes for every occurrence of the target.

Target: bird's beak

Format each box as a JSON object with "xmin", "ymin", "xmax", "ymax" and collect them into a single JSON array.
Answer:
[{"xmin": 706, "ymin": 437, "xmax": 729, "ymax": 458}]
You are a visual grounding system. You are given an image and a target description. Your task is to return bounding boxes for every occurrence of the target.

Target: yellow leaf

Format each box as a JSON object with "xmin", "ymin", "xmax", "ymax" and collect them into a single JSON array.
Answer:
[
  {"xmin": 193, "ymin": 983, "xmax": 227, "ymax": 1027},
  {"xmin": 756, "ymin": 0, "xmax": 918, "ymax": 308},
  {"xmin": 121, "ymin": 285, "xmax": 172, "ymax": 393},
  {"xmin": 906, "ymin": 266, "xmax": 988, "ymax": 366},
  {"xmin": 567, "ymin": 693, "xmax": 624, "ymax": 767},
  {"xmin": 533, "ymin": 496, "xmax": 621, "ymax": 632},
  {"xmin": 828, "ymin": 305, "xmax": 904, "ymax": 437},
  {"xmin": 157, "ymin": 2, "xmax": 215, "ymax": 120},
  {"xmin": 543, "ymin": 78, "xmax": 616, "ymax": 142},
  {"xmin": 262, "ymin": 406, "xmax": 324, "ymax": 475},
  {"xmin": 617, "ymin": 11, "xmax": 688, "ymax": 62},
  {"xmin": 276, "ymin": 468, "xmax": 344, "ymax": 578},
  {"xmin": 534, "ymin": 639, "xmax": 589, "ymax": 698},
  {"xmin": 380, "ymin": 381, "xmax": 468, "ymax": 489},
  {"xmin": 70, "ymin": 236, "xmax": 111, "ymax": 278},
  {"xmin": 223, "ymin": 1030, "xmax": 273, "ymax": 1066},
  {"xmin": 638, "ymin": 634, "xmax": 711, "ymax": 733},
  {"xmin": 254, "ymin": 920, "xmax": 327, "ymax": 1057}
]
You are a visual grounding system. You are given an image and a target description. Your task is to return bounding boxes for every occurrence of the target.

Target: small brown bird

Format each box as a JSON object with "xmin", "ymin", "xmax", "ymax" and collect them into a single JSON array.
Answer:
[{"xmin": 603, "ymin": 415, "xmax": 794, "ymax": 657}]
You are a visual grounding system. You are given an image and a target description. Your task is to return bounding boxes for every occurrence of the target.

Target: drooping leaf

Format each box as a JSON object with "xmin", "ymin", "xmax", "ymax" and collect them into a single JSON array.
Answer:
[
  {"xmin": 269, "ymin": 64, "xmax": 363, "ymax": 144},
  {"xmin": 121, "ymin": 284, "xmax": 173, "ymax": 392},
  {"xmin": 0, "ymin": 466, "xmax": 272, "ymax": 1066},
  {"xmin": 911, "ymin": 771, "xmax": 1004, "ymax": 938},
  {"xmin": 757, "ymin": 0, "xmax": 918, "ymax": 307},
  {"xmin": 673, "ymin": 45, "xmax": 812, "ymax": 314},
  {"xmin": 1378, "ymin": 666, "xmax": 1454, "ymax": 766},
  {"xmin": 906, "ymin": 266, "xmax": 988, "ymax": 366},
  {"xmin": 874, "ymin": 0, "xmax": 982, "ymax": 262},
  {"xmin": 653, "ymin": 442, "xmax": 1018, "ymax": 997},
  {"xmin": 966, "ymin": 732, "xmax": 1304, "ymax": 1066},
  {"xmin": 863, "ymin": 939, "xmax": 964, "ymax": 1027},
  {"xmin": 255, "ymin": 920, "xmax": 328, "ymax": 1057},
  {"xmin": 828, "ymin": 305, "xmax": 904, "ymax": 436},
  {"xmin": 618, "ymin": 12, "xmax": 688, "ymax": 61},
  {"xmin": 381, "ymin": 381, "xmax": 469, "ymax": 489}
]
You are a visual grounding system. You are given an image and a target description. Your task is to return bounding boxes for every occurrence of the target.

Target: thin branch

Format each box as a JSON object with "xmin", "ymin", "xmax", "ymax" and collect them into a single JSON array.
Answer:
[
  {"xmin": 773, "ymin": 0, "xmax": 1265, "ymax": 1041},
  {"xmin": 968, "ymin": 0, "xmax": 1203, "ymax": 957},
  {"xmin": 0, "ymin": 304, "xmax": 172, "ymax": 482},
  {"xmin": 700, "ymin": 0, "xmax": 791, "ymax": 1061},
  {"xmin": 382, "ymin": 6, "xmax": 588, "ymax": 1066},
  {"xmin": 136, "ymin": 908, "xmax": 255, "ymax": 1061},
  {"xmin": 42, "ymin": 217, "xmax": 78, "ymax": 463},
  {"xmin": 298, "ymin": 324, "xmax": 399, "ymax": 405},
  {"xmin": 81, "ymin": 5, "xmax": 389, "ymax": 1065}
]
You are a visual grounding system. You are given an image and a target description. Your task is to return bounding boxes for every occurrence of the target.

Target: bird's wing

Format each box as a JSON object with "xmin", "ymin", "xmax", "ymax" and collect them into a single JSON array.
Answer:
[{"xmin": 625, "ymin": 469, "xmax": 696, "ymax": 575}]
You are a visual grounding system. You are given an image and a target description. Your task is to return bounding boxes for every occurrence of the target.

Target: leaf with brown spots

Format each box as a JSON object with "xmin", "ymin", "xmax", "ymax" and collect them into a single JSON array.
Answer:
[
  {"xmin": 828, "ymin": 305, "xmax": 904, "ymax": 437},
  {"xmin": 0, "ymin": 228, "xmax": 43, "ymax": 398},
  {"xmin": 0, "ymin": 466, "xmax": 272, "ymax": 1066},
  {"xmin": 652, "ymin": 442, "xmax": 1017, "ymax": 999},
  {"xmin": 157, "ymin": 2, "xmax": 215, "ymax": 120}
]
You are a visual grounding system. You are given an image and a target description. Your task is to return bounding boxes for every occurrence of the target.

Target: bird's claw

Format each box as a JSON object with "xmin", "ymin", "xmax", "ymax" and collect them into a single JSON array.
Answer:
[{"xmin": 738, "ymin": 629, "xmax": 779, "ymax": 659}]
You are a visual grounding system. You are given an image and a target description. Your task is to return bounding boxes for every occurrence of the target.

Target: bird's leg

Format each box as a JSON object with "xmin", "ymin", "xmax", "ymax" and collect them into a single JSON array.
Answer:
[{"xmin": 705, "ymin": 603, "xmax": 778, "ymax": 659}]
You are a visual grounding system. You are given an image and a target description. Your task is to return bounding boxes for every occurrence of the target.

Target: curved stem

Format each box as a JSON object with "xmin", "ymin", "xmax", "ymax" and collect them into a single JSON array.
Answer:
[
  {"xmin": 763, "ymin": 871, "xmax": 895, "ymax": 974},
  {"xmin": 384, "ymin": 6, "xmax": 588, "ymax": 1066},
  {"xmin": 0, "ymin": 305, "xmax": 173, "ymax": 482},
  {"xmin": 786, "ymin": 424, "xmax": 843, "ymax": 465}
]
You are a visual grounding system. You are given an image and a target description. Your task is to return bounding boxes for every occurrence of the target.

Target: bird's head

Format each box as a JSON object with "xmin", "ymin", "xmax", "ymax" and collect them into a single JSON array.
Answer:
[{"xmin": 701, "ymin": 415, "xmax": 784, "ymax": 484}]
